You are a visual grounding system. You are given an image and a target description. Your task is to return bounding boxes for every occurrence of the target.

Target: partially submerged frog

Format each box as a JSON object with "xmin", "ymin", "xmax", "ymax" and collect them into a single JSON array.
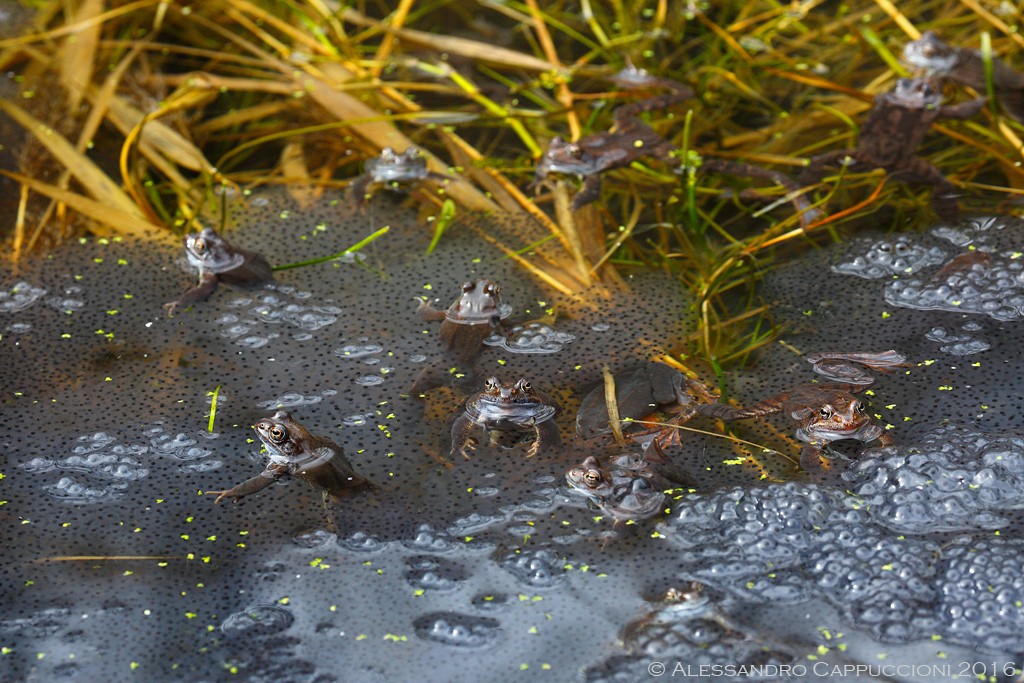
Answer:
[
  {"xmin": 532, "ymin": 64, "xmax": 692, "ymax": 209},
  {"xmin": 411, "ymin": 279, "xmax": 514, "ymax": 395},
  {"xmin": 450, "ymin": 377, "xmax": 560, "ymax": 458},
  {"xmin": 565, "ymin": 447, "xmax": 695, "ymax": 522},
  {"xmin": 698, "ymin": 384, "xmax": 891, "ymax": 473},
  {"xmin": 349, "ymin": 147, "xmax": 448, "ymax": 207},
  {"xmin": 698, "ymin": 351, "xmax": 903, "ymax": 472},
  {"xmin": 799, "ymin": 77, "xmax": 987, "ymax": 220},
  {"xmin": 165, "ymin": 227, "xmax": 273, "ymax": 315},
  {"xmin": 904, "ymin": 31, "xmax": 1024, "ymax": 123},
  {"xmin": 576, "ymin": 362, "xmax": 696, "ymax": 439},
  {"xmin": 209, "ymin": 411, "xmax": 372, "ymax": 504},
  {"xmin": 417, "ymin": 279, "xmax": 513, "ymax": 362}
]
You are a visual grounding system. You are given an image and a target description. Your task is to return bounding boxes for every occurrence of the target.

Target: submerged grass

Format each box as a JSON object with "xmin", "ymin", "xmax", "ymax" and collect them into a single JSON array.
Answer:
[{"xmin": 1, "ymin": 0, "xmax": 1021, "ymax": 364}]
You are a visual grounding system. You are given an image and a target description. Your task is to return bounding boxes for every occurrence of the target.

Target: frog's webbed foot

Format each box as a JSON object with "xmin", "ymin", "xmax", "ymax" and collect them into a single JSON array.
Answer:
[
  {"xmin": 165, "ymin": 273, "xmax": 219, "ymax": 316},
  {"xmin": 526, "ymin": 420, "xmax": 561, "ymax": 458},
  {"xmin": 450, "ymin": 414, "xmax": 479, "ymax": 459},
  {"xmin": 570, "ymin": 176, "xmax": 604, "ymax": 210},
  {"xmin": 414, "ymin": 296, "xmax": 447, "ymax": 321},
  {"xmin": 698, "ymin": 398, "xmax": 781, "ymax": 422},
  {"xmin": 349, "ymin": 175, "xmax": 374, "ymax": 209}
]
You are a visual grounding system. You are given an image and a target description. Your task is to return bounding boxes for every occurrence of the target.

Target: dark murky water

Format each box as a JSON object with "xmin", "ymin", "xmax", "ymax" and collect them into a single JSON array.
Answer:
[{"xmin": 2, "ymin": 191, "xmax": 1023, "ymax": 682}]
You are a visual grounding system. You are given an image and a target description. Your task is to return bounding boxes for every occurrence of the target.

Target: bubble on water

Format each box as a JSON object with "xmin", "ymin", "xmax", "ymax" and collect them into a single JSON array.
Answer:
[
  {"xmin": 924, "ymin": 326, "xmax": 990, "ymax": 355},
  {"xmin": 413, "ymin": 612, "xmax": 501, "ymax": 648},
  {"xmin": 6, "ymin": 322, "xmax": 32, "ymax": 333},
  {"xmin": 832, "ymin": 235, "xmax": 948, "ymax": 279},
  {"xmin": 334, "ymin": 342, "xmax": 384, "ymax": 359},
  {"xmin": 355, "ymin": 375, "xmax": 385, "ymax": 386},
  {"xmin": 499, "ymin": 548, "xmax": 565, "ymax": 588},
  {"xmin": 0, "ymin": 281, "xmax": 47, "ymax": 313},
  {"xmin": 404, "ymin": 556, "xmax": 468, "ymax": 592},
  {"xmin": 591, "ymin": 322, "xmax": 611, "ymax": 332},
  {"xmin": 257, "ymin": 392, "xmax": 325, "ymax": 409},
  {"xmin": 220, "ymin": 604, "xmax": 294, "ymax": 637},
  {"xmin": 482, "ymin": 322, "xmax": 576, "ymax": 354}
]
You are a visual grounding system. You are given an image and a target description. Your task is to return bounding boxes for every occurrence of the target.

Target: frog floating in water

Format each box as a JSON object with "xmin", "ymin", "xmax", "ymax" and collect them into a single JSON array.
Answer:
[
  {"xmin": 565, "ymin": 446, "xmax": 695, "ymax": 522},
  {"xmin": 165, "ymin": 227, "xmax": 273, "ymax": 315},
  {"xmin": 450, "ymin": 377, "xmax": 560, "ymax": 458},
  {"xmin": 209, "ymin": 411, "xmax": 372, "ymax": 503},
  {"xmin": 575, "ymin": 362, "xmax": 696, "ymax": 439},
  {"xmin": 904, "ymin": 31, "xmax": 1024, "ymax": 123},
  {"xmin": 799, "ymin": 77, "xmax": 987, "ymax": 220},
  {"xmin": 411, "ymin": 279, "xmax": 513, "ymax": 394},
  {"xmin": 349, "ymin": 147, "xmax": 448, "ymax": 207},
  {"xmin": 697, "ymin": 351, "xmax": 905, "ymax": 473}
]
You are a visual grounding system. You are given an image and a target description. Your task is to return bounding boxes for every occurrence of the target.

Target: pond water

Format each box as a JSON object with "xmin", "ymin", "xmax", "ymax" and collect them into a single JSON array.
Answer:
[{"xmin": 2, "ymin": 189, "xmax": 1022, "ymax": 682}]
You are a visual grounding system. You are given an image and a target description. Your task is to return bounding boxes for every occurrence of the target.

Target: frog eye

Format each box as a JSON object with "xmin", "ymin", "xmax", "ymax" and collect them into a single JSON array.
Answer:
[
  {"xmin": 193, "ymin": 238, "xmax": 206, "ymax": 253},
  {"xmin": 583, "ymin": 470, "xmax": 601, "ymax": 487},
  {"xmin": 461, "ymin": 281, "xmax": 475, "ymax": 293},
  {"xmin": 819, "ymin": 407, "xmax": 833, "ymax": 419},
  {"xmin": 568, "ymin": 145, "xmax": 583, "ymax": 159},
  {"xmin": 484, "ymin": 282, "xmax": 498, "ymax": 296},
  {"xmin": 517, "ymin": 379, "xmax": 532, "ymax": 392},
  {"xmin": 484, "ymin": 377, "xmax": 500, "ymax": 391},
  {"xmin": 855, "ymin": 401, "xmax": 866, "ymax": 412},
  {"xmin": 269, "ymin": 425, "xmax": 287, "ymax": 442}
]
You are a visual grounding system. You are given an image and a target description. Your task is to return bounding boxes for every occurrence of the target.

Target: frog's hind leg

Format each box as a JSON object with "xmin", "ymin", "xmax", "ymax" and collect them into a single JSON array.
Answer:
[
  {"xmin": 697, "ymin": 397, "xmax": 783, "ymax": 422},
  {"xmin": 525, "ymin": 420, "xmax": 561, "ymax": 458},
  {"xmin": 450, "ymin": 414, "xmax": 480, "ymax": 459},
  {"xmin": 797, "ymin": 149, "xmax": 856, "ymax": 186},
  {"xmin": 890, "ymin": 158, "xmax": 962, "ymax": 221},
  {"xmin": 570, "ymin": 175, "xmax": 605, "ymax": 210}
]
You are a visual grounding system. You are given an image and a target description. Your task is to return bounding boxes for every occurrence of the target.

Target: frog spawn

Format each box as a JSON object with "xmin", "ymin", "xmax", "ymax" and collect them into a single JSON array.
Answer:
[{"xmin": 5, "ymin": 186, "xmax": 1024, "ymax": 680}]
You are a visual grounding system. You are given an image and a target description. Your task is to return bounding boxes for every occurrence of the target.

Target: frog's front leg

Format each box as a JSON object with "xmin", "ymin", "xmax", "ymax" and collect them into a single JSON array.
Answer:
[
  {"xmin": 570, "ymin": 175, "xmax": 605, "ymax": 210},
  {"xmin": 875, "ymin": 431, "xmax": 895, "ymax": 448},
  {"xmin": 165, "ymin": 272, "xmax": 219, "ymax": 315},
  {"xmin": 939, "ymin": 97, "xmax": 988, "ymax": 120},
  {"xmin": 697, "ymin": 395, "xmax": 785, "ymax": 422},
  {"xmin": 209, "ymin": 463, "xmax": 289, "ymax": 503},
  {"xmin": 415, "ymin": 297, "xmax": 448, "ymax": 322},
  {"xmin": 450, "ymin": 413, "xmax": 480, "ymax": 459},
  {"xmin": 349, "ymin": 174, "xmax": 375, "ymax": 208},
  {"xmin": 799, "ymin": 442, "xmax": 827, "ymax": 474},
  {"xmin": 525, "ymin": 419, "xmax": 561, "ymax": 458}
]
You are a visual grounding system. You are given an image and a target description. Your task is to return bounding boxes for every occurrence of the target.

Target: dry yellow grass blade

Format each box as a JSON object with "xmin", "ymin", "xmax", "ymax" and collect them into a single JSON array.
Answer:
[
  {"xmin": 56, "ymin": 0, "xmax": 102, "ymax": 109},
  {"xmin": 3, "ymin": 171, "xmax": 157, "ymax": 238},
  {"xmin": 0, "ymin": 99, "xmax": 142, "ymax": 218},
  {"xmin": 340, "ymin": 8, "xmax": 557, "ymax": 72},
  {"xmin": 280, "ymin": 141, "xmax": 319, "ymax": 209},
  {"xmin": 97, "ymin": 88, "xmax": 214, "ymax": 173}
]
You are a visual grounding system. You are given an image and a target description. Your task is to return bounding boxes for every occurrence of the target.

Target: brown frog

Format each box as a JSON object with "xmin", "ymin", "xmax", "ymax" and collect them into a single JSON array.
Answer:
[
  {"xmin": 799, "ymin": 77, "xmax": 987, "ymax": 220},
  {"xmin": 904, "ymin": 31, "xmax": 1024, "ymax": 123},
  {"xmin": 565, "ymin": 446, "xmax": 695, "ymax": 522},
  {"xmin": 209, "ymin": 411, "xmax": 372, "ymax": 503},
  {"xmin": 165, "ymin": 227, "xmax": 273, "ymax": 315},
  {"xmin": 532, "ymin": 64, "xmax": 692, "ymax": 209},
  {"xmin": 575, "ymin": 362, "xmax": 695, "ymax": 439},
  {"xmin": 565, "ymin": 454, "xmax": 666, "ymax": 522},
  {"xmin": 804, "ymin": 349, "xmax": 910, "ymax": 384},
  {"xmin": 450, "ymin": 377, "xmax": 560, "ymax": 458},
  {"xmin": 533, "ymin": 63, "xmax": 817, "ymax": 224},
  {"xmin": 417, "ymin": 279, "xmax": 513, "ymax": 361},
  {"xmin": 411, "ymin": 279, "xmax": 514, "ymax": 395},
  {"xmin": 349, "ymin": 147, "xmax": 448, "ymax": 207},
  {"xmin": 698, "ymin": 383, "xmax": 892, "ymax": 473}
]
